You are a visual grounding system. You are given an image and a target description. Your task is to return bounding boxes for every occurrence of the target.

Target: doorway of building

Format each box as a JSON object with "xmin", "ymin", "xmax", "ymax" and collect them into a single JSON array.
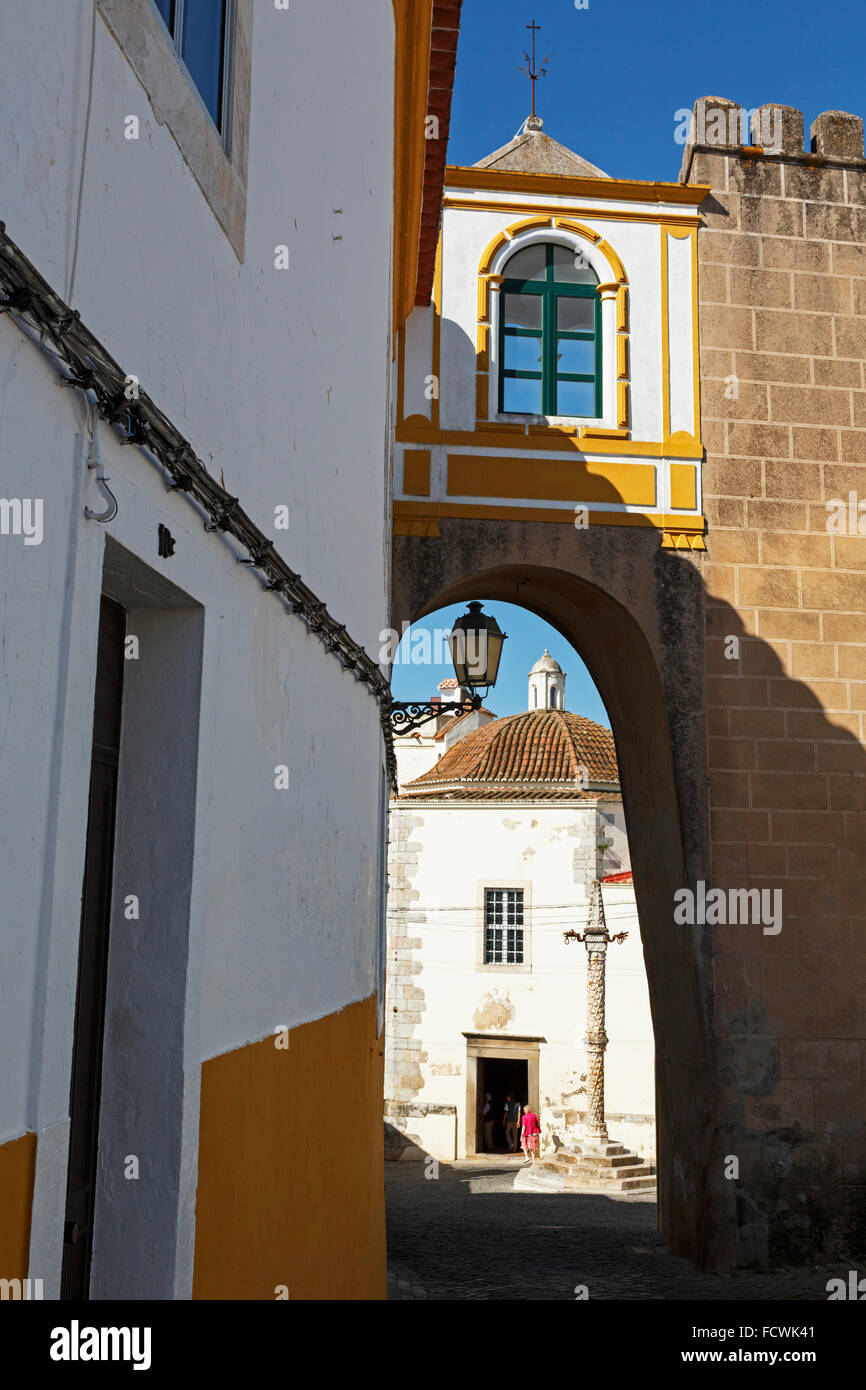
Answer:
[
  {"xmin": 478, "ymin": 1057, "xmax": 528, "ymax": 1153},
  {"xmin": 61, "ymin": 595, "xmax": 126, "ymax": 1300}
]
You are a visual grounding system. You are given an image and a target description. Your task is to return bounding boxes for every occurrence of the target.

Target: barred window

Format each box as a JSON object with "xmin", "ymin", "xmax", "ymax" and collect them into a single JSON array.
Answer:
[{"xmin": 484, "ymin": 888, "xmax": 524, "ymax": 964}]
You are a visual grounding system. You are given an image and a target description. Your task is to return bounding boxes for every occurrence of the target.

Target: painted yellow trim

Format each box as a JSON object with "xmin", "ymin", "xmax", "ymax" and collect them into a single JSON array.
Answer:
[
  {"xmin": 668, "ymin": 225, "xmax": 692, "ymax": 240},
  {"xmin": 477, "ymin": 277, "xmax": 490, "ymax": 323},
  {"xmin": 582, "ymin": 425, "xmax": 629, "ymax": 440},
  {"xmin": 475, "ymin": 374, "xmax": 489, "ymax": 420},
  {"xmin": 617, "ymin": 382, "xmax": 630, "ymax": 429},
  {"xmin": 477, "ymin": 323, "xmax": 490, "ymax": 370},
  {"xmin": 661, "ymin": 528, "xmax": 707, "ymax": 550},
  {"xmin": 403, "ymin": 449, "xmax": 431, "ymax": 496},
  {"xmin": 444, "ymin": 197, "xmax": 703, "ymax": 228},
  {"xmin": 597, "ymin": 281, "xmax": 619, "ymax": 296},
  {"xmin": 193, "ymin": 994, "xmax": 385, "ymax": 1300},
  {"xmin": 503, "ymin": 215, "xmax": 554, "ymax": 237},
  {"xmin": 596, "ymin": 238, "xmax": 626, "ymax": 285},
  {"xmin": 481, "ymin": 217, "xmax": 629, "ymax": 287},
  {"xmin": 444, "ymin": 166, "xmax": 711, "ymax": 205},
  {"xmin": 667, "ymin": 429, "xmax": 701, "ymax": 453},
  {"xmin": 479, "ymin": 230, "xmax": 511, "ymax": 274},
  {"xmin": 446, "ymin": 453, "xmax": 657, "ymax": 507},
  {"xmin": 392, "ymin": 0, "xmax": 434, "ymax": 332},
  {"xmin": 669, "ymin": 462, "xmax": 697, "ymax": 510},
  {"xmin": 394, "ymin": 497, "xmax": 707, "ymax": 537},
  {"xmin": 396, "ymin": 424, "xmax": 704, "ymax": 458},
  {"xmin": 432, "ymin": 234, "xmax": 441, "ymax": 431},
  {"xmin": 0, "ymin": 1131, "xmax": 36, "ymax": 1281},
  {"xmin": 404, "ymin": 412, "xmax": 432, "ymax": 429},
  {"xmin": 617, "ymin": 336, "xmax": 629, "ymax": 381},
  {"xmin": 552, "ymin": 216, "xmax": 602, "ymax": 243},
  {"xmin": 660, "ymin": 225, "xmax": 671, "ymax": 442},
  {"xmin": 616, "ymin": 286, "xmax": 628, "ymax": 333}
]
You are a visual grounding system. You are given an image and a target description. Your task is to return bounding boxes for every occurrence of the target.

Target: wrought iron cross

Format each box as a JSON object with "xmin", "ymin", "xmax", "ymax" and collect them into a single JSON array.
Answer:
[{"xmin": 520, "ymin": 20, "xmax": 549, "ymax": 120}]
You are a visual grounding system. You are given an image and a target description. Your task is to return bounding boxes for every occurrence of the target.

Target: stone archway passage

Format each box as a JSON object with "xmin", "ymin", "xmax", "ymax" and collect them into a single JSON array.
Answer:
[{"xmin": 391, "ymin": 531, "xmax": 729, "ymax": 1269}]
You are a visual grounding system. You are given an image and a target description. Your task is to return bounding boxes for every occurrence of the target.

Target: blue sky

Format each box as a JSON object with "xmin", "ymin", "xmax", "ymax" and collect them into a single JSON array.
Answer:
[
  {"xmin": 391, "ymin": 601, "xmax": 611, "ymax": 725},
  {"xmin": 447, "ymin": 0, "xmax": 865, "ymax": 181}
]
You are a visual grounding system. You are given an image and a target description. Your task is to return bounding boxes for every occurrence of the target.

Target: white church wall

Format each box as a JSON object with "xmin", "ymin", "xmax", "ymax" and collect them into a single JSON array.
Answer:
[{"xmin": 385, "ymin": 797, "xmax": 655, "ymax": 1161}]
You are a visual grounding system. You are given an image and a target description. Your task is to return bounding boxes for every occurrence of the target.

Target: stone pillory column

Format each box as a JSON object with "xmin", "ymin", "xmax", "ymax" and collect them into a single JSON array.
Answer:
[
  {"xmin": 583, "ymin": 886, "xmax": 610, "ymax": 1148},
  {"xmin": 565, "ymin": 879, "xmax": 626, "ymax": 1154}
]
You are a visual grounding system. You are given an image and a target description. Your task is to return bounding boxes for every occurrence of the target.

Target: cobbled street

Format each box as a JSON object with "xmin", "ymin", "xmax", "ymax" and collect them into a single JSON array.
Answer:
[{"xmin": 386, "ymin": 1159, "xmax": 848, "ymax": 1301}]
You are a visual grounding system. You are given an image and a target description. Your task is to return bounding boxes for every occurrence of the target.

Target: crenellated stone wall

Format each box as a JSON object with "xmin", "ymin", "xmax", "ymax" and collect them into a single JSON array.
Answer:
[{"xmin": 683, "ymin": 97, "xmax": 866, "ymax": 1266}]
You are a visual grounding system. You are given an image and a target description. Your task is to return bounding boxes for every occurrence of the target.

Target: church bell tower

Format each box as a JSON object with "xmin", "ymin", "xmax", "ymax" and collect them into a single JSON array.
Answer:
[{"xmin": 528, "ymin": 650, "xmax": 566, "ymax": 710}]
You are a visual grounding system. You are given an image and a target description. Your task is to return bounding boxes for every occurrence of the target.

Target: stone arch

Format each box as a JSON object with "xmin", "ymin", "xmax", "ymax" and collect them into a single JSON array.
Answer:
[{"xmin": 391, "ymin": 533, "xmax": 732, "ymax": 1269}]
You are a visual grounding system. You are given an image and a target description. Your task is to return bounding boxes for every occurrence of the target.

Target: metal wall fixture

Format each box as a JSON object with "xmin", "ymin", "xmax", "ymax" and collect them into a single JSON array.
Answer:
[{"xmin": 390, "ymin": 601, "xmax": 507, "ymax": 736}]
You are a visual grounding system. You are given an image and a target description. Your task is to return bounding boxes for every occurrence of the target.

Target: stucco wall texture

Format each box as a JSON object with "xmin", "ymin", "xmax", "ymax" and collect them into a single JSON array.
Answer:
[
  {"xmin": 193, "ymin": 995, "xmax": 385, "ymax": 1301},
  {"xmin": 0, "ymin": 0, "xmax": 395, "ymax": 1297}
]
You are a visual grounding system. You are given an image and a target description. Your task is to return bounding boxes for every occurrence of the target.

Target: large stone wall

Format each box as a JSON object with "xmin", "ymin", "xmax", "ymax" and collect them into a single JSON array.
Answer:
[{"xmin": 683, "ymin": 98, "xmax": 866, "ymax": 1265}]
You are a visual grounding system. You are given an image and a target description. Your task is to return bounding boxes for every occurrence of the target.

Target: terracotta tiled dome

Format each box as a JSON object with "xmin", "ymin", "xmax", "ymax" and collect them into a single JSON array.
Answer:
[{"xmin": 399, "ymin": 709, "xmax": 619, "ymax": 800}]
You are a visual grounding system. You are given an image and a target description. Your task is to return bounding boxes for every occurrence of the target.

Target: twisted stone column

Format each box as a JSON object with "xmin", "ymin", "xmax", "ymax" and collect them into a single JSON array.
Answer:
[{"xmin": 584, "ymin": 933, "xmax": 609, "ymax": 1146}]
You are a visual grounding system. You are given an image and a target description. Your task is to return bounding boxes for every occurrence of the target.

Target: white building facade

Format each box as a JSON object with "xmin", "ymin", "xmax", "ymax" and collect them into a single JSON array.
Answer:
[
  {"xmin": 386, "ymin": 654, "xmax": 656, "ymax": 1165},
  {"xmin": 0, "ymin": 0, "xmax": 456, "ymax": 1301}
]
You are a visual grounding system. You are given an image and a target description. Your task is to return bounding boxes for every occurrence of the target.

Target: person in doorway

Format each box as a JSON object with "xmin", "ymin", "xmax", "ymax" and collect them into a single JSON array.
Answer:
[
  {"xmin": 482, "ymin": 1092, "xmax": 495, "ymax": 1151},
  {"xmin": 520, "ymin": 1102, "xmax": 541, "ymax": 1164},
  {"xmin": 504, "ymin": 1093, "xmax": 522, "ymax": 1151}
]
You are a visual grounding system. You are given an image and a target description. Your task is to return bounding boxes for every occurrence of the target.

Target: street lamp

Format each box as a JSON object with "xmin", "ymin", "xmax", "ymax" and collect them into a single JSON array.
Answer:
[{"xmin": 389, "ymin": 601, "xmax": 507, "ymax": 735}]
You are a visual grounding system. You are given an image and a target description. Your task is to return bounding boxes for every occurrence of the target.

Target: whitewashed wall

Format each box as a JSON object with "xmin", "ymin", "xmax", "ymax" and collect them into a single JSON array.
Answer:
[
  {"xmin": 0, "ymin": 0, "xmax": 395, "ymax": 1296},
  {"xmin": 385, "ymin": 796, "xmax": 655, "ymax": 1161}
]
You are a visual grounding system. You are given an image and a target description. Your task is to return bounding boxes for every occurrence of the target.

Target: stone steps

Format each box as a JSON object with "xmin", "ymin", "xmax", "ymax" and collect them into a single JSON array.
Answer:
[{"xmin": 515, "ymin": 1142, "xmax": 656, "ymax": 1194}]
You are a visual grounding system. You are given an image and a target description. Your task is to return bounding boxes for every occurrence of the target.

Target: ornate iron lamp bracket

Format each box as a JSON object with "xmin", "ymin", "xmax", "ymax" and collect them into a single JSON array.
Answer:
[{"xmin": 389, "ymin": 693, "xmax": 482, "ymax": 737}]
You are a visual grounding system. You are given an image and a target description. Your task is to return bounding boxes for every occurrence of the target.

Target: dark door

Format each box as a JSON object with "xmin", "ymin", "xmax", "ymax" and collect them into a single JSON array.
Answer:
[
  {"xmin": 479, "ymin": 1057, "xmax": 528, "ymax": 1152},
  {"xmin": 61, "ymin": 596, "xmax": 126, "ymax": 1300}
]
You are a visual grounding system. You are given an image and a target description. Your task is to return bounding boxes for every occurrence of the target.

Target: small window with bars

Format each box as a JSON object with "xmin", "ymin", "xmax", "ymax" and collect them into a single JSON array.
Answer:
[{"xmin": 484, "ymin": 888, "xmax": 525, "ymax": 964}]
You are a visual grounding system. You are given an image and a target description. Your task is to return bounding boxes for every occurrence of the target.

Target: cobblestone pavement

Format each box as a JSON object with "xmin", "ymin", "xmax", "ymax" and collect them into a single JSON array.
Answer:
[{"xmin": 386, "ymin": 1158, "xmax": 848, "ymax": 1301}]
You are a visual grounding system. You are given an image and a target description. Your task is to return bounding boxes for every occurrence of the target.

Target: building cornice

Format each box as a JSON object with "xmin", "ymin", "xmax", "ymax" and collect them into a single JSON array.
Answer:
[{"xmin": 445, "ymin": 164, "xmax": 711, "ymax": 206}]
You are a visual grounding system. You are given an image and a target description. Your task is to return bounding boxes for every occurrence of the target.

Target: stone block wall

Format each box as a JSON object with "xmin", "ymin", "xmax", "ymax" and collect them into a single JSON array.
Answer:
[
  {"xmin": 384, "ymin": 809, "xmax": 428, "ymax": 1102},
  {"xmin": 683, "ymin": 99, "xmax": 866, "ymax": 1263}
]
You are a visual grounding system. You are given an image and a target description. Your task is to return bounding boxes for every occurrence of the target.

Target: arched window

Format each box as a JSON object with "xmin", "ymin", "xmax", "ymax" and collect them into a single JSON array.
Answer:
[
  {"xmin": 532, "ymin": 686, "xmax": 537, "ymax": 708},
  {"xmin": 551, "ymin": 687, "xmax": 558, "ymax": 708},
  {"xmin": 499, "ymin": 243, "xmax": 600, "ymax": 418}
]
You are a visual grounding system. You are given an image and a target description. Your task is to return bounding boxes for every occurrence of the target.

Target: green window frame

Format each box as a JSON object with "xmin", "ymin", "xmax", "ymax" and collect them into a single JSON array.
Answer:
[{"xmin": 499, "ymin": 243, "xmax": 602, "ymax": 419}]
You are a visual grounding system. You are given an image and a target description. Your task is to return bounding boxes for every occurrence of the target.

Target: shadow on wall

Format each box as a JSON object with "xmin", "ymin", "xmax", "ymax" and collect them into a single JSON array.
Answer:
[{"xmin": 389, "ymin": 504, "xmax": 866, "ymax": 1271}]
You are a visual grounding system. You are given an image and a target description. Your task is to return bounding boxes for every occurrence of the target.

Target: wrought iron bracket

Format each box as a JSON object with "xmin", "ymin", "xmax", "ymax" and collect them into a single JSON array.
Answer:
[{"xmin": 389, "ymin": 693, "xmax": 482, "ymax": 737}]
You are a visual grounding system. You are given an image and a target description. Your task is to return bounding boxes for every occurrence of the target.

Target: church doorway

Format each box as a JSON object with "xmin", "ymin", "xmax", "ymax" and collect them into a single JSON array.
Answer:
[{"xmin": 478, "ymin": 1057, "xmax": 528, "ymax": 1153}]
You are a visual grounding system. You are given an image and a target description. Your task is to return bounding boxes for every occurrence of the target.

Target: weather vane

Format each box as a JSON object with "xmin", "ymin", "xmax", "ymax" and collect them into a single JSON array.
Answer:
[{"xmin": 519, "ymin": 20, "xmax": 549, "ymax": 121}]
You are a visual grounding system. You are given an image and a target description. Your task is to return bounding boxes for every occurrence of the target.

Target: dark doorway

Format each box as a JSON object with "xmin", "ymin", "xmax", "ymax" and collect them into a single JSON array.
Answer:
[
  {"xmin": 479, "ymin": 1057, "xmax": 528, "ymax": 1153},
  {"xmin": 61, "ymin": 596, "xmax": 126, "ymax": 1300}
]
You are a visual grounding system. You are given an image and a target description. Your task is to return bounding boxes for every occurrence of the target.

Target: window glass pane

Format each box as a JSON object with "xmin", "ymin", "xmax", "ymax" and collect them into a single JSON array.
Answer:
[
  {"xmin": 557, "ymin": 338, "xmax": 596, "ymax": 374},
  {"xmin": 503, "ymin": 244, "xmax": 547, "ymax": 282},
  {"xmin": 557, "ymin": 297, "xmax": 595, "ymax": 331},
  {"xmin": 504, "ymin": 336, "xmax": 542, "ymax": 372},
  {"xmin": 181, "ymin": 0, "xmax": 227, "ymax": 126},
  {"xmin": 503, "ymin": 293, "xmax": 542, "ymax": 329},
  {"xmin": 553, "ymin": 244, "xmax": 598, "ymax": 283},
  {"xmin": 556, "ymin": 379, "xmax": 597, "ymax": 417},
  {"xmin": 153, "ymin": 0, "xmax": 175, "ymax": 29},
  {"xmin": 503, "ymin": 376, "xmax": 542, "ymax": 413}
]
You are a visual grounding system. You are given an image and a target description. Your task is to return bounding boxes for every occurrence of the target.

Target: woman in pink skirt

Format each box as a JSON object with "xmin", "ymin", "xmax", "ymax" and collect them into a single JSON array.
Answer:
[{"xmin": 520, "ymin": 1103, "xmax": 540, "ymax": 1164}]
